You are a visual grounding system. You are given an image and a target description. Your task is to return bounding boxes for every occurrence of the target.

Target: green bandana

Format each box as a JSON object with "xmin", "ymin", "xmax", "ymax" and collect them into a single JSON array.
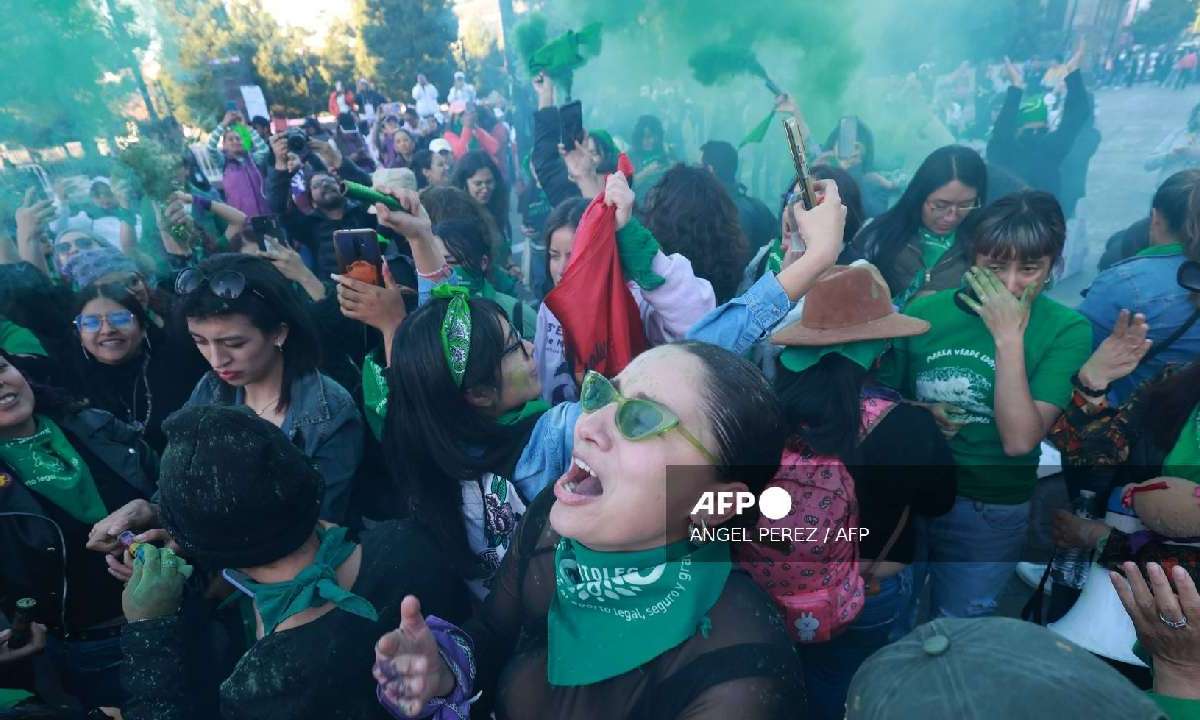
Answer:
[
  {"xmin": 496, "ymin": 398, "xmax": 551, "ymax": 426},
  {"xmin": 1163, "ymin": 403, "xmax": 1200, "ymax": 485},
  {"xmin": 432, "ymin": 285, "xmax": 472, "ymax": 388},
  {"xmin": 779, "ymin": 338, "xmax": 890, "ymax": 374},
  {"xmin": 0, "ymin": 319, "xmax": 46, "ymax": 356},
  {"xmin": 547, "ymin": 537, "xmax": 731, "ymax": 686},
  {"xmin": 616, "ymin": 218, "xmax": 665, "ymax": 290},
  {"xmin": 895, "ymin": 228, "xmax": 955, "ymax": 307},
  {"xmin": 361, "ymin": 350, "xmax": 388, "ymax": 441},
  {"xmin": 1135, "ymin": 242, "xmax": 1184, "ymax": 259},
  {"xmin": 765, "ymin": 237, "xmax": 785, "ymax": 275},
  {"xmin": 739, "ymin": 109, "xmax": 776, "ymax": 149},
  {"xmin": 224, "ymin": 526, "xmax": 378, "ymax": 636},
  {"xmin": 0, "ymin": 416, "xmax": 107, "ymax": 523}
]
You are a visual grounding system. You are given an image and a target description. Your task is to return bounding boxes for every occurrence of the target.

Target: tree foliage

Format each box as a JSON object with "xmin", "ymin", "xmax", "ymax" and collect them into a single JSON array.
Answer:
[
  {"xmin": 352, "ymin": 0, "xmax": 459, "ymax": 103},
  {"xmin": 0, "ymin": 0, "xmax": 147, "ymax": 147},
  {"xmin": 1131, "ymin": 0, "xmax": 1198, "ymax": 47}
]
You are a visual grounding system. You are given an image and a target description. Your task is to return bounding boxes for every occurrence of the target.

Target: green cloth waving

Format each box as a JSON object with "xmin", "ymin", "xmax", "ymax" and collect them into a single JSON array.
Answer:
[
  {"xmin": 739, "ymin": 109, "xmax": 776, "ymax": 149},
  {"xmin": 225, "ymin": 525, "xmax": 378, "ymax": 636},
  {"xmin": 547, "ymin": 537, "xmax": 730, "ymax": 686},
  {"xmin": 616, "ymin": 217, "xmax": 665, "ymax": 290},
  {"xmin": 0, "ymin": 415, "xmax": 107, "ymax": 523}
]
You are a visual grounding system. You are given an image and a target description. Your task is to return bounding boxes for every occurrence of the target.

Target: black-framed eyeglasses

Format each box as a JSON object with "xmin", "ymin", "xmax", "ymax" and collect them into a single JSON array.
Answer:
[{"xmin": 174, "ymin": 268, "xmax": 266, "ymax": 301}]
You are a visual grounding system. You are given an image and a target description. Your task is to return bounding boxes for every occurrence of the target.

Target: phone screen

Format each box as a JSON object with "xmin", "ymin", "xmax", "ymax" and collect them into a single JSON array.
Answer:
[
  {"xmin": 560, "ymin": 101, "xmax": 585, "ymax": 148},
  {"xmin": 837, "ymin": 117, "xmax": 858, "ymax": 161},
  {"xmin": 332, "ymin": 228, "xmax": 383, "ymax": 284}
]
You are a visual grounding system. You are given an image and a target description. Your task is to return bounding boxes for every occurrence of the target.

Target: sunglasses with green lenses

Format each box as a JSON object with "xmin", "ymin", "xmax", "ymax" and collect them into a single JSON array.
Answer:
[{"xmin": 579, "ymin": 370, "xmax": 718, "ymax": 464}]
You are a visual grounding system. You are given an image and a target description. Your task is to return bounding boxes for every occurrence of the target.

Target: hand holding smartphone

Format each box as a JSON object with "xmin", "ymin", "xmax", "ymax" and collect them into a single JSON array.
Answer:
[{"xmin": 333, "ymin": 228, "xmax": 384, "ymax": 286}]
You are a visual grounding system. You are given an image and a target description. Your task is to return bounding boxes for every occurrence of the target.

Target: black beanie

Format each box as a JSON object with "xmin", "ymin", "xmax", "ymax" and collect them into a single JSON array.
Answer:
[{"xmin": 158, "ymin": 405, "xmax": 324, "ymax": 568}]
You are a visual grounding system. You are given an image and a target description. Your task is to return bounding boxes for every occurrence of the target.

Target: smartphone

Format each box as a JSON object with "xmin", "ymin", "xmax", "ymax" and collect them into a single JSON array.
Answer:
[
  {"xmin": 560, "ymin": 100, "xmax": 585, "ymax": 148},
  {"xmin": 782, "ymin": 117, "xmax": 817, "ymax": 210},
  {"xmin": 333, "ymin": 228, "xmax": 384, "ymax": 285},
  {"xmin": 837, "ymin": 116, "xmax": 858, "ymax": 161},
  {"xmin": 249, "ymin": 216, "xmax": 284, "ymax": 252}
]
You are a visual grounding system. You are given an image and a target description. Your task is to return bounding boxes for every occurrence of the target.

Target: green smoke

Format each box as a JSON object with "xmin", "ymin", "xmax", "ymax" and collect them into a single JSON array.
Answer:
[{"xmin": 688, "ymin": 44, "xmax": 769, "ymax": 88}]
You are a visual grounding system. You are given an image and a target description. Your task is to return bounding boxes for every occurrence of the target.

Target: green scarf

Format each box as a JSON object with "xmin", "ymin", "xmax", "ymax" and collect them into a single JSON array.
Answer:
[
  {"xmin": 0, "ymin": 319, "xmax": 46, "ymax": 356},
  {"xmin": 1164, "ymin": 403, "xmax": 1200, "ymax": 485},
  {"xmin": 225, "ymin": 526, "xmax": 379, "ymax": 636},
  {"xmin": 765, "ymin": 237, "xmax": 785, "ymax": 275},
  {"xmin": 895, "ymin": 228, "xmax": 955, "ymax": 307},
  {"xmin": 1135, "ymin": 242, "xmax": 1184, "ymax": 259},
  {"xmin": 497, "ymin": 398, "xmax": 551, "ymax": 426},
  {"xmin": 362, "ymin": 350, "xmax": 388, "ymax": 441},
  {"xmin": 0, "ymin": 416, "xmax": 107, "ymax": 523},
  {"xmin": 547, "ymin": 537, "xmax": 731, "ymax": 686}
]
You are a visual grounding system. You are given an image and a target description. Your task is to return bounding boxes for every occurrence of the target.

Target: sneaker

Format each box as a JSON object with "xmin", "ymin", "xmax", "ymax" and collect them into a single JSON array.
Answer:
[{"xmin": 1016, "ymin": 562, "xmax": 1050, "ymax": 593}]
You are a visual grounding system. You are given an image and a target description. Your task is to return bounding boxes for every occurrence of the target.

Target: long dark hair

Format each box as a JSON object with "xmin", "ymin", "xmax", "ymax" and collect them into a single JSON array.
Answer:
[
  {"xmin": 641, "ymin": 164, "xmax": 747, "ymax": 303},
  {"xmin": 809, "ymin": 165, "xmax": 865, "ymax": 246},
  {"xmin": 859, "ymin": 145, "xmax": 987, "ymax": 293},
  {"xmin": 434, "ymin": 219, "xmax": 491, "ymax": 279},
  {"xmin": 0, "ymin": 350, "xmax": 86, "ymax": 422},
  {"xmin": 823, "ymin": 118, "xmax": 876, "ymax": 172},
  {"xmin": 775, "ymin": 354, "xmax": 869, "ymax": 463},
  {"xmin": 421, "ymin": 186, "xmax": 504, "ymax": 268},
  {"xmin": 541, "ymin": 196, "xmax": 590, "ymax": 294},
  {"xmin": 384, "ymin": 297, "xmax": 535, "ymax": 578},
  {"xmin": 450, "ymin": 150, "xmax": 510, "ymax": 240},
  {"xmin": 412, "ymin": 149, "xmax": 436, "ymax": 189},
  {"xmin": 632, "ymin": 115, "xmax": 666, "ymax": 156},
  {"xmin": 74, "ymin": 284, "xmax": 148, "ymax": 342},
  {"xmin": 174, "ymin": 254, "xmax": 321, "ymax": 413}
]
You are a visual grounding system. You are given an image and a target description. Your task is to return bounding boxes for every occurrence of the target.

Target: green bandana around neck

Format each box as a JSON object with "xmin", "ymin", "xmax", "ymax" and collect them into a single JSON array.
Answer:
[
  {"xmin": 432, "ymin": 284, "xmax": 472, "ymax": 388},
  {"xmin": 1163, "ymin": 403, "xmax": 1200, "ymax": 485},
  {"xmin": 496, "ymin": 398, "xmax": 551, "ymax": 426},
  {"xmin": 894, "ymin": 228, "xmax": 956, "ymax": 306},
  {"xmin": 0, "ymin": 415, "xmax": 107, "ymax": 523},
  {"xmin": 547, "ymin": 537, "xmax": 731, "ymax": 686},
  {"xmin": 224, "ymin": 525, "xmax": 378, "ymax": 636},
  {"xmin": 1135, "ymin": 242, "xmax": 1184, "ymax": 259}
]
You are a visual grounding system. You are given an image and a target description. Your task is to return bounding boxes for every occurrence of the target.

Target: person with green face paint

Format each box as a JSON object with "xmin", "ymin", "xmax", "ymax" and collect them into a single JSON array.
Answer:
[
  {"xmin": 117, "ymin": 404, "xmax": 468, "ymax": 720},
  {"xmin": 0, "ymin": 351, "xmax": 157, "ymax": 710}
]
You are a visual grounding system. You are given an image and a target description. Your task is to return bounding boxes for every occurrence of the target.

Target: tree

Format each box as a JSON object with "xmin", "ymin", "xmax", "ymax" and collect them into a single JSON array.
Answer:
[
  {"xmin": 1131, "ymin": 0, "xmax": 1198, "ymax": 46},
  {"xmin": 352, "ymin": 0, "xmax": 459, "ymax": 103},
  {"xmin": 0, "ymin": 0, "xmax": 147, "ymax": 147},
  {"xmin": 459, "ymin": 16, "xmax": 508, "ymax": 97}
]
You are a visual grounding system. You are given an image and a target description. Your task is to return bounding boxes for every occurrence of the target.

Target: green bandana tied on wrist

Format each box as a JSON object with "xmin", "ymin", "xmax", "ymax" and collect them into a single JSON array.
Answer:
[
  {"xmin": 547, "ymin": 537, "xmax": 731, "ymax": 686},
  {"xmin": 224, "ymin": 526, "xmax": 378, "ymax": 636},
  {"xmin": 1163, "ymin": 403, "xmax": 1200, "ymax": 485},
  {"xmin": 432, "ymin": 284, "xmax": 472, "ymax": 388},
  {"xmin": 616, "ymin": 218, "xmax": 665, "ymax": 291},
  {"xmin": 0, "ymin": 415, "xmax": 107, "ymax": 523}
]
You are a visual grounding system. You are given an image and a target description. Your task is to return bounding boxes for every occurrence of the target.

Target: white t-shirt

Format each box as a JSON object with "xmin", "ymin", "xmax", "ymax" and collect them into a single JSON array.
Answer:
[
  {"xmin": 448, "ymin": 83, "xmax": 476, "ymax": 105},
  {"xmin": 412, "ymin": 82, "xmax": 440, "ymax": 118}
]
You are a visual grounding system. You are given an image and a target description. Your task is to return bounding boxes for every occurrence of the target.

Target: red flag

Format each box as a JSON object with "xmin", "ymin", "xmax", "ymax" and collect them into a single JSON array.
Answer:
[{"xmin": 544, "ymin": 154, "xmax": 647, "ymax": 378}]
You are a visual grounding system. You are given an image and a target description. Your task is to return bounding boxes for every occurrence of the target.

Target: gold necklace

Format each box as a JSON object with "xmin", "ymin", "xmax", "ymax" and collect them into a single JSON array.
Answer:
[{"xmin": 246, "ymin": 395, "xmax": 281, "ymax": 417}]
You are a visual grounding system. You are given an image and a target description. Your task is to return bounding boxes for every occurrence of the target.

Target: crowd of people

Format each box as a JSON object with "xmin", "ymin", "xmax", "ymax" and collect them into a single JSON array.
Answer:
[{"xmin": 1, "ymin": 40, "xmax": 1200, "ymax": 720}]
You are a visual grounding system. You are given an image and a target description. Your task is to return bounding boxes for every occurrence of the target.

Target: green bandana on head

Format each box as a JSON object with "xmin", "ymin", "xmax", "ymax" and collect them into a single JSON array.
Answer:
[
  {"xmin": 778, "ymin": 338, "xmax": 891, "ymax": 375},
  {"xmin": 0, "ymin": 415, "xmax": 107, "ymax": 523},
  {"xmin": 432, "ymin": 285, "xmax": 472, "ymax": 388},
  {"xmin": 547, "ymin": 537, "xmax": 730, "ymax": 686},
  {"xmin": 224, "ymin": 526, "xmax": 378, "ymax": 636}
]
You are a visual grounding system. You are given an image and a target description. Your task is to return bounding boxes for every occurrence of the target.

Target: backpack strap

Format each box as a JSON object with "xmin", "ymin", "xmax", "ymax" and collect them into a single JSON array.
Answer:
[
  {"xmin": 862, "ymin": 505, "xmax": 910, "ymax": 583},
  {"xmin": 1142, "ymin": 307, "xmax": 1200, "ymax": 363}
]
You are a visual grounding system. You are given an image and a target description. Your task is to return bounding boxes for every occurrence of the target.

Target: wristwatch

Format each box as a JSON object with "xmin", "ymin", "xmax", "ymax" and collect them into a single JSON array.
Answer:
[{"xmin": 1070, "ymin": 371, "xmax": 1108, "ymax": 397}]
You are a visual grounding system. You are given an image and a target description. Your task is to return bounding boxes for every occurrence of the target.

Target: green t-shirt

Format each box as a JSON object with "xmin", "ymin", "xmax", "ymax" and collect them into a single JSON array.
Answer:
[
  {"xmin": 1149, "ymin": 692, "xmax": 1200, "ymax": 719},
  {"xmin": 876, "ymin": 288, "xmax": 1093, "ymax": 504},
  {"xmin": 0, "ymin": 319, "xmax": 45, "ymax": 356}
]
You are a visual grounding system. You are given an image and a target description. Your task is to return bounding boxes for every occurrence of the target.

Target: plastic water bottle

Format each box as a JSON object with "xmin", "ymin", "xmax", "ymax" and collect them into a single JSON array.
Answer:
[{"xmin": 1050, "ymin": 489, "xmax": 1097, "ymax": 590}]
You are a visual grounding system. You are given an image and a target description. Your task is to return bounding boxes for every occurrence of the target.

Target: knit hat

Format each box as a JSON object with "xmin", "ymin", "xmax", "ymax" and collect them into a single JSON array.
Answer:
[
  {"xmin": 158, "ymin": 405, "xmax": 324, "ymax": 569},
  {"xmin": 60, "ymin": 247, "xmax": 138, "ymax": 290},
  {"xmin": 845, "ymin": 617, "xmax": 1165, "ymax": 720}
]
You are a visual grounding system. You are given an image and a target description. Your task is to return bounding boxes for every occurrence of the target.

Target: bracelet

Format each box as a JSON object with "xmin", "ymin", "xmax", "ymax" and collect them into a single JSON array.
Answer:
[
  {"xmin": 1071, "ymin": 371, "xmax": 1108, "ymax": 397},
  {"xmin": 417, "ymin": 263, "xmax": 451, "ymax": 280}
]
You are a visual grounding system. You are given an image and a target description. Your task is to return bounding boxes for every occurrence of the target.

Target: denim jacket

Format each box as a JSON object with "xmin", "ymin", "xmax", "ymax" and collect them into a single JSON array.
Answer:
[
  {"xmin": 1079, "ymin": 247, "xmax": 1200, "ymax": 404},
  {"xmin": 686, "ymin": 271, "xmax": 795, "ymax": 355},
  {"xmin": 186, "ymin": 370, "xmax": 364, "ymax": 522}
]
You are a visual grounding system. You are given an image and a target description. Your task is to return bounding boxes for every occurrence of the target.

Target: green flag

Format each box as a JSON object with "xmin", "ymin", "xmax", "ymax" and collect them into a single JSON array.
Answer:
[{"xmin": 738, "ymin": 110, "xmax": 776, "ymax": 149}]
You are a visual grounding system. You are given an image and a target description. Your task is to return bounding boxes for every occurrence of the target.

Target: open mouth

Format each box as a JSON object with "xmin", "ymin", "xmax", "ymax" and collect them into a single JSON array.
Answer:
[
  {"xmin": 555, "ymin": 456, "xmax": 604, "ymax": 504},
  {"xmin": 0, "ymin": 391, "xmax": 20, "ymax": 410}
]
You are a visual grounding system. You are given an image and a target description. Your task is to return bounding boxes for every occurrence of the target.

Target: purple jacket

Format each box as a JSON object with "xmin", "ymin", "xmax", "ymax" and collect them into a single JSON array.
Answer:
[{"xmin": 222, "ymin": 155, "xmax": 270, "ymax": 218}]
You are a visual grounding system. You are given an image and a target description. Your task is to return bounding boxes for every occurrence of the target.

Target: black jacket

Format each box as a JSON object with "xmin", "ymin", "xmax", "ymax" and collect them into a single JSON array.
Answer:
[
  {"xmin": 531, "ymin": 106, "xmax": 582, "ymax": 209},
  {"xmin": 986, "ymin": 69, "xmax": 1092, "ymax": 198},
  {"xmin": 0, "ymin": 409, "xmax": 157, "ymax": 635}
]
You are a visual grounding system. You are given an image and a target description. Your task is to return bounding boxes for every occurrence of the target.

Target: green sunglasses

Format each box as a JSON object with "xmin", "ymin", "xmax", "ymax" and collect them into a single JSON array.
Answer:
[{"xmin": 579, "ymin": 370, "xmax": 718, "ymax": 464}]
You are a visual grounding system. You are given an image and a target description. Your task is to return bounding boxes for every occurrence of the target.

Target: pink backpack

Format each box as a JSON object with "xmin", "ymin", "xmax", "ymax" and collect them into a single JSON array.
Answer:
[{"xmin": 736, "ymin": 397, "xmax": 896, "ymax": 644}]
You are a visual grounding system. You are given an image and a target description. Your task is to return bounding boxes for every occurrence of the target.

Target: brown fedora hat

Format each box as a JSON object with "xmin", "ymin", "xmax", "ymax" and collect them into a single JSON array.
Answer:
[{"xmin": 771, "ymin": 263, "xmax": 930, "ymax": 346}]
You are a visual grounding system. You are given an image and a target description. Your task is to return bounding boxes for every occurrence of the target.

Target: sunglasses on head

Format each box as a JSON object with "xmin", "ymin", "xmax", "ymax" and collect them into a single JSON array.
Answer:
[
  {"xmin": 174, "ymin": 268, "xmax": 265, "ymax": 301},
  {"xmin": 579, "ymin": 370, "xmax": 718, "ymax": 464},
  {"xmin": 75, "ymin": 310, "xmax": 135, "ymax": 333},
  {"xmin": 56, "ymin": 236, "xmax": 96, "ymax": 254}
]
